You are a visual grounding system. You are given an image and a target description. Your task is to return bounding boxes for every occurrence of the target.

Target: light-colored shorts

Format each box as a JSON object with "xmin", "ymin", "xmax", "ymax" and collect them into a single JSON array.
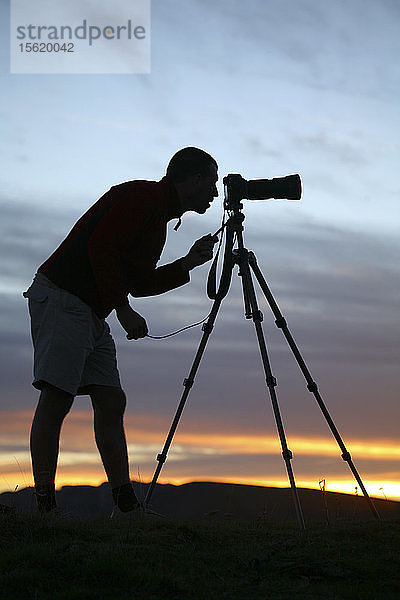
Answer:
[{"xmin": 23, "ymin": 280, "xmax": 122, "ymax": 396}]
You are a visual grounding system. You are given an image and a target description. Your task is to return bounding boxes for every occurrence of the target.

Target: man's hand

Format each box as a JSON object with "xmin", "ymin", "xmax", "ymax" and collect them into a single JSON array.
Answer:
[
  {"xmin": 116, "ymin": 304, "xmax": 148, "ymax": 340},
  {"xmin": 181, "ymin": 234, "xmax": 219, "ymax": 271}
]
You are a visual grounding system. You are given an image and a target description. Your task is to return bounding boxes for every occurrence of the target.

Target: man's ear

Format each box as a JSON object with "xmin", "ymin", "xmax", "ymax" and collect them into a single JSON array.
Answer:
[
  {"xmin": 183, "ymin": 172, "xmax": 201, "ymax": 189},
  {"xmin": 194, "ymin": 173, "xmax": 202, "ymax": 186},
  {"xmin": 186, "ymin": 172, "xmax": 199, "ymax": 181}
]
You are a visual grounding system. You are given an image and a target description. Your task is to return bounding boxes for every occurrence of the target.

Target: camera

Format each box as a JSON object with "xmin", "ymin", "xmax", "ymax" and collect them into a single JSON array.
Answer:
[{"xmin": 223, "ymin": 173, "xmax": 302, "ymax": 210}]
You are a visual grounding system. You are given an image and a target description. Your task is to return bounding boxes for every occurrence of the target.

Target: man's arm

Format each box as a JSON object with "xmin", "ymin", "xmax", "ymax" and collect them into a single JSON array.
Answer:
[
  {"xmin": 180, "ymin": 234, "xmax": 218, "ymax": 271},
  {"xmin": 115, "ymin": 304, "xmax": 148, "ymax": 340},
  {"xmin": 120, "ymin": 234, "xmax": 218, "ymax": 339},
  {"xmin": 128, "ymin": 234, "xmax": 218, "ymax": 297}
]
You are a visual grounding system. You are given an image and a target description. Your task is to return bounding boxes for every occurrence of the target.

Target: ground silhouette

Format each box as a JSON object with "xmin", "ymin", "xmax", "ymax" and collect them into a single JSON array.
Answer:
[{"xmin": 1, "ymin": 481, "xmax": 398, "ymax": 522}]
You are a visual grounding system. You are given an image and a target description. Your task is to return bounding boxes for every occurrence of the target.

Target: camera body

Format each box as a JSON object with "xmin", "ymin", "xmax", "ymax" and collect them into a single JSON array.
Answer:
[{"xmin": 223, "ymin": 173, "xmax": 301, "ymax": 210}]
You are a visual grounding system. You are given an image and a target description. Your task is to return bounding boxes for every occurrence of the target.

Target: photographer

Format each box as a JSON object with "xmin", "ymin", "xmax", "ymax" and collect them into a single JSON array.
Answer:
[{"xmin": 23, "ymin": 147, "xmax": 219, "ymax": 514}]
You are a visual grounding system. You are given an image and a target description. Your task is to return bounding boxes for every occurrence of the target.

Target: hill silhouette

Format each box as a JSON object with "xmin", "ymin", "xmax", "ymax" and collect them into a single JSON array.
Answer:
[{"xmin": 1, "ymin": 481, "xmax": 399, "ymax": 523}]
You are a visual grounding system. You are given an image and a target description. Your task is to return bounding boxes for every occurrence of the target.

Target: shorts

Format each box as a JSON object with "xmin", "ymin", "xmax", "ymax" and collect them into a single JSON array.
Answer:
[{"xmin": 23, "ymin": 280, "xmax": 122, "ymax": 396}]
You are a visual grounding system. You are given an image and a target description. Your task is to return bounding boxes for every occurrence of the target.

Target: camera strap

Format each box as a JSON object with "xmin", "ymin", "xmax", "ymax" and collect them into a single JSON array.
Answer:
[
  {"xmin": 207, "ymin": 213, "xmax": 227, "ymax": 299},
  {"xmin": 206, "ymin": 251, "xmax": 219, "ymax": 299}
]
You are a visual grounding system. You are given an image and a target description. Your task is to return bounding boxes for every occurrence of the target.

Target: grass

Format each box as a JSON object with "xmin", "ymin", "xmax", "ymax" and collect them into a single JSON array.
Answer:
[{"xmin": 0, "ymin": 510, "xmax": 399, "ymax": 599}]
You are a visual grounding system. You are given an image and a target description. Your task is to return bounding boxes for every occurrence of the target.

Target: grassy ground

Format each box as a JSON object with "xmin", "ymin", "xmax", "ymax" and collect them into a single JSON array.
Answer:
[{"xmin": 0, "ymin": 510, "xmax": 399, "ymax": 599}]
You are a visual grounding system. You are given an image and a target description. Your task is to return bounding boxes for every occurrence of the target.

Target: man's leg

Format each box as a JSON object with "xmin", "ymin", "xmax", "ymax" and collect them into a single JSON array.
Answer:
[
  {"xmin": 30, "ymin": 383, "xmax": 74, "ymax": 511},
  {"xmin": 89, "ymin": 385, "xmax": 138, "ymax": 511}
]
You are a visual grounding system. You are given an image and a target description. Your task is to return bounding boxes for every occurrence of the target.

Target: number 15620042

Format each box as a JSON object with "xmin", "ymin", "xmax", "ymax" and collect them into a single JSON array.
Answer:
[{"xmin": 19, "ymin": 42, "xmax": 74, "ymax": 52}]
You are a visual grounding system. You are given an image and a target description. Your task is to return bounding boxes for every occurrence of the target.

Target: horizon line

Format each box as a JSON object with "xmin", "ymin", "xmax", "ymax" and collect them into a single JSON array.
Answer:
[{"xmin": 2, "ymin": 477, "xmax": 399, "ymax": 504}]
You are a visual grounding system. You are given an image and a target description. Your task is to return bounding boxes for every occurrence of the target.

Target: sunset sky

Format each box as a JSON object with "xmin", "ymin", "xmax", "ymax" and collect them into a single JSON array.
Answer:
[{"xmin": 1, "ymin": 0, "xmax": 399, "ymax": 503}]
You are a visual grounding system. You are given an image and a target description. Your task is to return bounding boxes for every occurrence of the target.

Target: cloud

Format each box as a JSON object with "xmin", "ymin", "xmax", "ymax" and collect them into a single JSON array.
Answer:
[
  {"xmin": 2, "ymin": 194, "xmax": 398, "ymax": 452},
  {"xmin": 152, "ymin": 0, "xmax": 400, "ymax": 101},
  {"xmin": 2, "ymin": 409, "xmax": 398, "ymax": 494}
]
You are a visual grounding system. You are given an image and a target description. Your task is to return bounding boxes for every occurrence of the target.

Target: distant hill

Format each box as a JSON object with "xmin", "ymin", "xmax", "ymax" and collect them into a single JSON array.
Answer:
[{"xmin": 1, "ymin": 481, "xmax": 398, "ymax": 523}]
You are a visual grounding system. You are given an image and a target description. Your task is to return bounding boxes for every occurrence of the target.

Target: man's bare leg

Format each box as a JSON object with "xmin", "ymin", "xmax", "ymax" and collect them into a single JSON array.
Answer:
[
  {"xmin": 30, "ymin": 383, "xmax": 74, "ymax": 511},
  {"xmin": 90, "ymin": 385, "xmax": 138, "ymax": 511}
]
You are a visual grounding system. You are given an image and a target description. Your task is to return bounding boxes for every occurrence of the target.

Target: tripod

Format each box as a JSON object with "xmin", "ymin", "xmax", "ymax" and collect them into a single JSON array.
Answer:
[{"xmin": 144, "ymin": 200, "xmax": 380, "ymax": 530}]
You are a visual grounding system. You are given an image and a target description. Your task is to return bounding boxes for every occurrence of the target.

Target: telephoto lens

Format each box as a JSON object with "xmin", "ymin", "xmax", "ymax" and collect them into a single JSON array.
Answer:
[{"xmin": 247, "ymin": 174, "xmax": 301, "ymax": 200}]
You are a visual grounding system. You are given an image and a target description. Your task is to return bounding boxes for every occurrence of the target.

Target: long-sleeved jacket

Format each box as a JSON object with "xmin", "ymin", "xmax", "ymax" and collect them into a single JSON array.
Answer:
[{"xmin": 38, "ymin": 176, "xmax": 190, "ymax": 318}]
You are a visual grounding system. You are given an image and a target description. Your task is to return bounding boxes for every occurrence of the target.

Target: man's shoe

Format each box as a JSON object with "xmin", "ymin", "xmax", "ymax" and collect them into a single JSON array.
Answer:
[{"xmin": 110, "ymin": 500, "xmax": 168, "ymax": 520}]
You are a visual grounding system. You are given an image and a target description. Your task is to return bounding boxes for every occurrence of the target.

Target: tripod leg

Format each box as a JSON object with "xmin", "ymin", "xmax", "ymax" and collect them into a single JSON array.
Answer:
[
  {"xmin": 236, "ymin": 256, "xmax": 252, "ymax": 319},
  {"xmin": 144, "ymin": 228, "xmax": 237, "ymax": 507},
  {"xmin": 144, "ymin": 296, "xmax": 225, "ymax": 507},
  {"xmin": 237, "ymin": 250, "xmax": 306, "ymax": 530},
  {"xmin": 248, "ymin": 251, "xmax": 380, "ymax": 520}
]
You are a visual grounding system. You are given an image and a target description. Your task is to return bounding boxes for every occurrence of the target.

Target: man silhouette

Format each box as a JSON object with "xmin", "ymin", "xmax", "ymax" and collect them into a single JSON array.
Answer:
[{"xmin": 23, "ymin": 147, "xmax": 218, "ymax": 513}]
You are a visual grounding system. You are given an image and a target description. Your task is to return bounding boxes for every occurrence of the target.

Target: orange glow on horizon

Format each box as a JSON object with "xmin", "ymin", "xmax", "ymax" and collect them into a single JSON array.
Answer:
[
  {"xmin": 2, "ymin": 410, "xmax": 399, "ymax": 461},
  {"xmin": 2, "ymin": 470, "xmax": 399, "ymax": 502},
  {"xmin": 166, "ymin": 432, "xmax": 400, "ymax": 460},
  {"xmin": 1, "ymin": 410, "xmax": 399, "ymax": 501}
]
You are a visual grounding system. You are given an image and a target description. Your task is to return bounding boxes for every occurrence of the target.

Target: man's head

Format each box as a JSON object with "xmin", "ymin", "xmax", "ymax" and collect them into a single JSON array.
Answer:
[{"xmin": 166, "ymin": 147, "xmax": 218, "ymax": 215}]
